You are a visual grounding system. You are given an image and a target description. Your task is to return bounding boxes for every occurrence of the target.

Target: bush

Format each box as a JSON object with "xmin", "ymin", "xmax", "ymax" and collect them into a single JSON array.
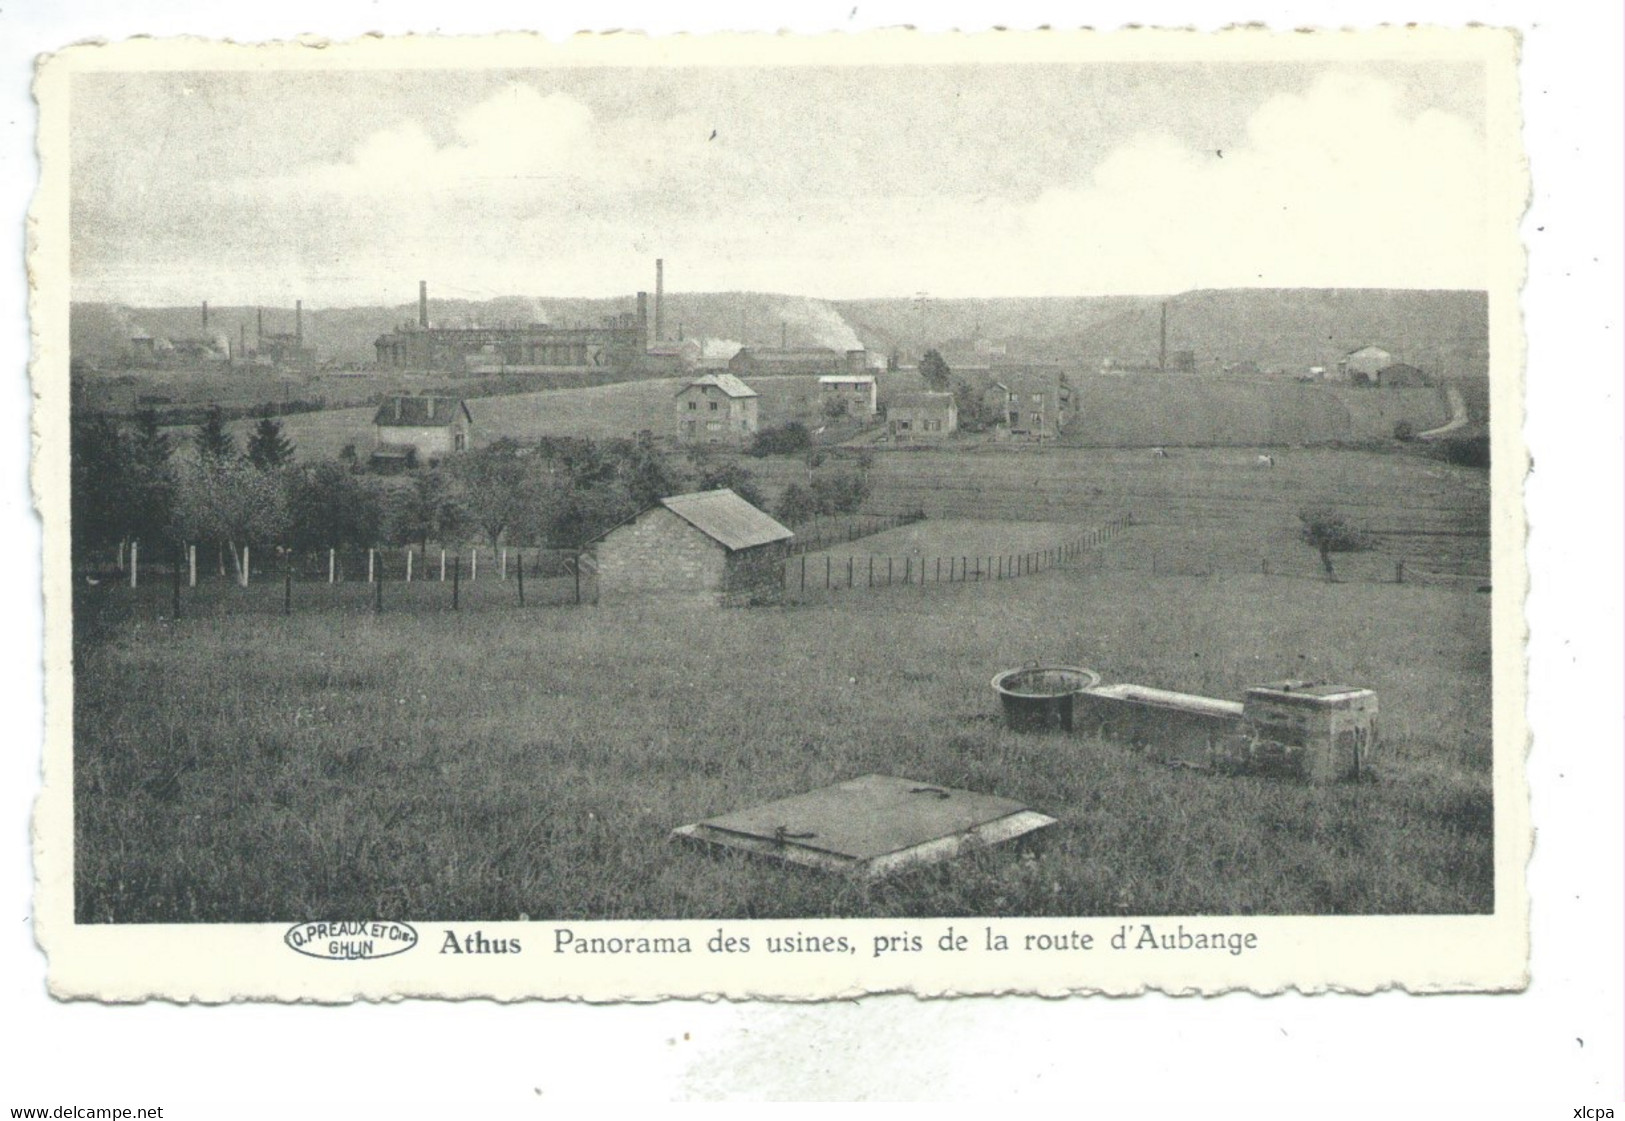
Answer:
[
  {"xmin": 1393, "ymin": 420, "xmax": 1415, "ymax": 442},
  {"xmin": 749, "ymin": 422, "xmax": 813, "ymax": 458}
]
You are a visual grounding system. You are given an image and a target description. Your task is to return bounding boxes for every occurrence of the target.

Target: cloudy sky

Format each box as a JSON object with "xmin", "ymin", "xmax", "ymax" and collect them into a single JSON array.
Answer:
[{"xmin": 69, "ymin": 59, "xmax": 1489, "ymax": 307}]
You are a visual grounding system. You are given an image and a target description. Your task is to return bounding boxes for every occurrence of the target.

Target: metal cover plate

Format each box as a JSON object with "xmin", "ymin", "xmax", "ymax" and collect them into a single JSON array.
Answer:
[{"xmin": 673, "ymin": 774, "xmax": 1055, "ymax": 877}]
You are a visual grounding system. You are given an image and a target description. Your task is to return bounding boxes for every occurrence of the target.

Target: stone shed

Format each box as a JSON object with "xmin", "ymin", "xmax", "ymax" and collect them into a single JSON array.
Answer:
[{"xmin": 591, "ymin": 488, "xmax": 793, "ymax": 605}]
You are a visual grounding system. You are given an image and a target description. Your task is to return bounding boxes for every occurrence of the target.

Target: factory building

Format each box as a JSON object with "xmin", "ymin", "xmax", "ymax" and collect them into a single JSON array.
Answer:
[
  {"xmin": 254, "ymin": 301, "xmax": 317, "ymax": 369},
  {"xmin": 376, "ymin": 262, "xmax": 679, "ymax": 376},
  {"xmin": 728, "ymin": 347, "xmax": 870, "ymax": 378}
]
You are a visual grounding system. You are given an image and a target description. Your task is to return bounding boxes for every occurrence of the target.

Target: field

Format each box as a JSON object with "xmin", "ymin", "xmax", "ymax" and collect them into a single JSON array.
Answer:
[
  {"xmin": 75, "ymin": 556, "xmax": 1493, "ymax": 924},
  {"xmin": 756, "ymin": 446, "xmax": 1490, "ymax": 582}
]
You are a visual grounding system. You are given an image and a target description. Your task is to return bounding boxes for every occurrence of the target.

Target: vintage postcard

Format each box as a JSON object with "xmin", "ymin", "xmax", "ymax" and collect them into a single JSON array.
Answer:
[{"xmin": 32, "ymin": 27, "xmax": 1528, "ymax": 1001}]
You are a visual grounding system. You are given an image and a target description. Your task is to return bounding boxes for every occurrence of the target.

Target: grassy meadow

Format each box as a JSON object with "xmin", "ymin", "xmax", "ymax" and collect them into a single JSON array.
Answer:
[{"xmin": 75, "ymin": 559, "xmax": 1493, "ymax": 924}]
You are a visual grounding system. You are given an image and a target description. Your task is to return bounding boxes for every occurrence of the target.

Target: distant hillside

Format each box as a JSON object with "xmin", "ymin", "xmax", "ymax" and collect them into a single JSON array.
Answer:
[
  {"xmin": 72, "ymin": 286, "xmax": 1488, "ymax": 381},
  {"xmin": 1036, "ymin": 288, "xmax": 1489, "ymax": 380}
]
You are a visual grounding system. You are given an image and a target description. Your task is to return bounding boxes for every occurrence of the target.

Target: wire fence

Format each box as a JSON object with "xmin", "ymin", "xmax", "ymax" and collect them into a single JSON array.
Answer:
[
  {"xmin": 76, "ymin": 541, "xmax": 596, "ymax": 623},
  {"xmin": 783, "ymin": 509, "xmax": 928, "ymax": 556},
  {"xmin": 776, "ymin": 513, "xmax": 1134, "ymax": 597}
]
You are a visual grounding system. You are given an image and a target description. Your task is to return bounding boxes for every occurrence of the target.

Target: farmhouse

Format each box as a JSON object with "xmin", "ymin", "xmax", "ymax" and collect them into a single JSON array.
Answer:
[
  {"xmin": 370, "ymin": 394, "xmax": 472, "ymax": 470},
  {"xmin": 817, "ymin": 374, "xmax": 878, "ymax": 417},
  {"xmin": 886, "ymin": 392, "xmax": 957, "ymax": 442},
  {"xmin": 981, "ymin": 366, "xmax": 1071, "ymax": 439},
  {"xmin": 591, "ymin": 488, "xmax": 793, "ymax": 606},
  {"xmin": 1334, "ymin": 345, "xmax": 1394, "ymax": 384},
  {"xmin": 675, "ymin": 373, "xmax": 760, "ymax": 444}
]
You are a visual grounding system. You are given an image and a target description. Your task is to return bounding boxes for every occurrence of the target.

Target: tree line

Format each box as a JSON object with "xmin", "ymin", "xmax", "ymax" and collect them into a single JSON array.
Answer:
[{"xmin": 72, "ymin": 406, "xmax": 872, "ymax": 571}]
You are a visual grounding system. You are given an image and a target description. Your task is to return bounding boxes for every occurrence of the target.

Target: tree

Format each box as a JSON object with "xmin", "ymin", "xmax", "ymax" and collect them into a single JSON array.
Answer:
[
  {"xmin": 246, "ymin": 416, "xmax": 296, "ymax": 470},
  {"xmin": 390, "ymin": 468, "xmax": 469, "ymax": 551},
  {"xmin": 810, "ymin": 470, "xmax": 869, "ymax": 516},
  {"xmin": 919, "ymin": 349, "xmax": 951, "ymax": 391},
  {"xmin": 1297, "ymin": 506, "xmax": 1373, "ymax": 581},
  {"xmin": 169, "ymin": 456, "xmax": 290, "ymax": 580},
  {"xmin": 449, "ymin": 439, "xmax": 532, "ymax": 548},
  {"xmin": 748, "ymin": 422, "xmax": 813, "ymax": 458},
  {"xmin": 71, "ymin": 412, "xmax": 175, "ymax": 562},
  {"xmin": 285, "ymin": 461, "xmax": 382, "ymax": 552},
  {"xmin": 193, "ymin": 406, "xmax": 237, "ymax": 466},
  {"xmin": 774, "ymin": 482, "xmax": 819, "ymax": 527},
  {"xmin": 689, "ymin": 458, "xmax": 766, "ymax": 510}
]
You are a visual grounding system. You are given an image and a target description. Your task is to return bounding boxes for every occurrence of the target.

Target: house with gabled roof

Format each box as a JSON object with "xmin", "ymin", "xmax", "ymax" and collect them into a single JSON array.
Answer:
[
  {"xmin": 676, "ymin": 373, "xmax": 760, "ymax": 444},
  {"xmin": 370, "ymin": 394, "xmax": 472, "ymax": 470},
  {"xmin": 590, "ymin": 488, "xmax": 793, "ymax": 605}
]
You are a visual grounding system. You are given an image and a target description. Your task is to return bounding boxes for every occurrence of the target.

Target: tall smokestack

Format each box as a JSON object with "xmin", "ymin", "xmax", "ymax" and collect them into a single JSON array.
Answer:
[
  {"xmin": 654, "ymin": 259, "xmax": 664, "ymax": 343},
  {"xmin": 419, "ymin": 281, "xmax": 429, "ymax": 329},
  {"xmin": 1159, "ymin": 301, "xmax": 1168, "ymax": 372},
  {"xmin": 636, "ymin": 291, "xmax": 649, "ymax": 349},
  {"xmin": 295, "ymin": 300, "xmax": 303, "ymax": 346},
  {"xmin": 202, "ymin": 300, "xmax": 209, "ymax": 331}
]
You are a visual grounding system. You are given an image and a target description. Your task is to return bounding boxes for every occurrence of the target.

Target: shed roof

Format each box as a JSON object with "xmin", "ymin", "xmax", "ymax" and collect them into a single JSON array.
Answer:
[
  {"xmin": 678, "ymin": 373, "xmax": 758, "ymax": 399},
  {"xmin": 660, "ymin": 489, "xmax": 793, "ymax": 551},
  {"xmin": 373, "ymin": 395, "xmax": 471, "ymax": 427}
]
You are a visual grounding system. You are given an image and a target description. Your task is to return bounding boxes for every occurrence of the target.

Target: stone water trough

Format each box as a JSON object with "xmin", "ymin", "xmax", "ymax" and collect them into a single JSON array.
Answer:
[{"xmin": 993, "ymin": 667, "xmax": 1378, "ymax": 783}]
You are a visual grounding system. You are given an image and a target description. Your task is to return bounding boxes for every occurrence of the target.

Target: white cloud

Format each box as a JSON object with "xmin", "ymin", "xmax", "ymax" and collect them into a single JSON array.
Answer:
[
  {"xmin": 995, "ymin": 72, "xmax": 1489, "ymax": 293},
  {"xmin": 76, "ymin": 71, "xmax": 1492, "ymax": 304}
]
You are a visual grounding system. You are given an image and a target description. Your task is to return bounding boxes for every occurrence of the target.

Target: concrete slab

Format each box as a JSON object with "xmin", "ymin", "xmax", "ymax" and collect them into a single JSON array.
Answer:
[{"xmin": 672, "ymin": 773, "xmax": 1056, "ymax": 879}]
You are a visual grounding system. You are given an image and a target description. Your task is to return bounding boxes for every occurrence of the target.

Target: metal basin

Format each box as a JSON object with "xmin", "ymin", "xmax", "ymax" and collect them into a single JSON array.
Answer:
[{"xmin": 991, "ymin": 665, "xmax": 1102, "ymax": 733}]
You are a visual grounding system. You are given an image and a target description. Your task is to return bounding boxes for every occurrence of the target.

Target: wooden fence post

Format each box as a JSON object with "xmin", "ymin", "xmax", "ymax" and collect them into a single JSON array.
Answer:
[
  {"xmin": 129, "ymin": 540, "xmax": 138, "ymax": 588},
  {"xmin": 800, "ymin": 555, "xmax": 806, "ymax": 592},
  {"xmin": 1396, "ymin": 559, "xmax": 1405, "ymax": 584},
  {"xmin": 328, "ymin": 547, "xmax": 335, "ymax": 585},
  {"xmin": 241, "ymin": 545, "xmax": 249, "ymax": 587},
  {"xmin": 826, "ymin": 556, "xmax": 832, "ymax": 590},
  {"xmin": 501, "ymin": 547, "xmax": 507, "ymax": 581},
  {"xmin": 452, "ymin": 556, "xmax": 460, "ymax": 610},
  {"xmin": 868, "ymin": 557, "xmax": 874, "ymax": 588},
  {"xmin": 440, "ymin": 549, "xmax": 446, "ymax": 582},
  {"xmin": 375, "ymin": 555, "xmax": 383, "ymax": 614},
  {"xmin": 887, "ymin": 557, "xmax": 893, "ymax": 586},
  {"xmin": 117, "ymin": 540, "xmax": 125, "ymax": 575},
  {"xmin": 471, "ymin": 548, "xmax": 478, "ymax": 582},
  {"xmin": 847, "ymin": 556, "xmax": 854, "ymax": 589},
  {"xmin": 188, "ymin": 544, "xmax": 197, "ymax": 588},
  {"xmin": 368, "ymin": 548, "xmax": 375, "ymax": 584}
]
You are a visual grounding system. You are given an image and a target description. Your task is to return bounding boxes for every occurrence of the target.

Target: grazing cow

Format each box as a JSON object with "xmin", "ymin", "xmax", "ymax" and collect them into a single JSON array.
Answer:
[
  {"xmin": 1255, "ymin": 454, "xmax": 1275, "ymax": 467},
  {"xmin": 1150, "ymin": 446, "xmax": 1169, "ymax": 458}
]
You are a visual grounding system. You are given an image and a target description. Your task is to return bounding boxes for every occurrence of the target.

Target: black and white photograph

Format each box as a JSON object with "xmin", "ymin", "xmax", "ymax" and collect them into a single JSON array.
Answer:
[
  {"xmin": 35, "ymin": 26, "xmax": 1528, "ymax": 1002},
  {"xmin": 9, "ymin": 0, "xmax": 1625, "ymax": 1110}
]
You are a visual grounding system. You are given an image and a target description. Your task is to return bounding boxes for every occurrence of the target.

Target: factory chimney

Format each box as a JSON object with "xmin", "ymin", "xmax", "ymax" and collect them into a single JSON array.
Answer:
[
  {"xmin": 295, "ymin": 300, "xmax": 303, "ymax": 346},
  {"xmin": 636, "ymin": 291, "xmax": 649, "ymax": 349},
  {"xmin": 202, "ymin": 300, "xmax": 209, "ymax": 331},
  {"xmin": 654, "ymin": 259, "xmax": 664, "ymax": 344},
  {"xmin": 419, "ymin": 281, "xmax": 429, "ymax": 329},
  {"xmin": 1159, "ymin": 301, "xmax": 1168, "ymax": 373}
]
